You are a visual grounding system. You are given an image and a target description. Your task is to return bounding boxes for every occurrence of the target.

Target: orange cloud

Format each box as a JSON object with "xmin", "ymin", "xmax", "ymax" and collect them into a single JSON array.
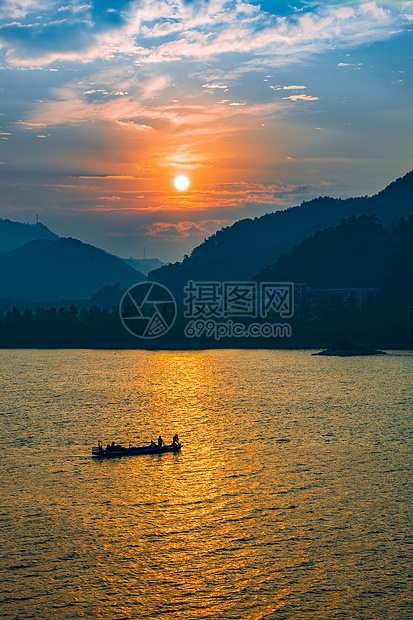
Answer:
[{"xmin": 144, "ymin": 219, "xmax": 233, "ymax": 241}]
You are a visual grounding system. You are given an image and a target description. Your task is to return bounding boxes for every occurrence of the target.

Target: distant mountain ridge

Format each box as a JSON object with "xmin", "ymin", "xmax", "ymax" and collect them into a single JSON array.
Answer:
[
  {"xmin": 122, "ymin": 257, "xmax": 164, "ymax": 275},
  {"xmin": 2, "ymin": 170, "xmax": 412, "ymax": 305},
  {"xmin": 0, "ymin": 218, "xmax": 165, "ymax": 304},
  {"xmin": 342, "ymin": 170, "xmax": 413, "ymax": 225},
  {"xmin": 0, "ymin": 216, "xmax": 165, "ymax": 271},
  {"xmin": 149, "ymin": 170, "xmax": 413, "ymax": 295},
  {"xmin": 254, "ymin": 213, "xmax": 411, "ymax": 290},
  {"xmin": 0, "ymin": 237, "xmax": 145, "ymax": 302},
  {"xmin": 0, "ymin": 218, "xmax": 58, "ymax": 252}
]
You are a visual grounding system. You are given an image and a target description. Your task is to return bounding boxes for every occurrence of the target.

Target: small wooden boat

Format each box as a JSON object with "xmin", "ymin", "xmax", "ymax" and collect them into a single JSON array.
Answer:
[{"xmin": 92, "ymin": 440, "xmax": 182, "ymax": 459}]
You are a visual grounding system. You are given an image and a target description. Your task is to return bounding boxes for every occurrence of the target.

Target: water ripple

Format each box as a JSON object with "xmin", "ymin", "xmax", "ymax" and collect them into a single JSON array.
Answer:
[{"xmin": 0, "ymin": 349, "xmax": 412, "ymax": 619}]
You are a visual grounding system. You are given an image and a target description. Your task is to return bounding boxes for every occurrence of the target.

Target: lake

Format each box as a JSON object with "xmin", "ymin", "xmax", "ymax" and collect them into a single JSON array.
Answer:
[{"xmin": 0, "ymin": 349, "xmax": 412, "ymax": 619}]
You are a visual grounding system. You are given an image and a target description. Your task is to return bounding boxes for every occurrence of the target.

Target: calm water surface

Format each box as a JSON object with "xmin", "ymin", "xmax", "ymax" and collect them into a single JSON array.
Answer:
[{"xmin": 0, "ymin": 349, "xmax": 412, "ymax": 619}]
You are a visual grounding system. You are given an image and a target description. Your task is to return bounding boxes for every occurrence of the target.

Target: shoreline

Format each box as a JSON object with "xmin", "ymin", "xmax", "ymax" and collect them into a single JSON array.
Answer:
[{"xmin": 0, "ymin": 344, "xmax": 411, "ymax": 352}]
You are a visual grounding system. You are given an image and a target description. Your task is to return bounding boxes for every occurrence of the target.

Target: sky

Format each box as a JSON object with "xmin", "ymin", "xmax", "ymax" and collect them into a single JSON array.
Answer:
[{"xmin": 0, "ymin": 0, "xmax": 412, "ymax": 262}]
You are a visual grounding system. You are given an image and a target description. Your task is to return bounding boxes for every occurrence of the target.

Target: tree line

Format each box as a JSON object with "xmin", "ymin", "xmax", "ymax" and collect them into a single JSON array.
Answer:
[{"xmin": 0, "ymin": 291, "xmax": 411, "ymax": 349}]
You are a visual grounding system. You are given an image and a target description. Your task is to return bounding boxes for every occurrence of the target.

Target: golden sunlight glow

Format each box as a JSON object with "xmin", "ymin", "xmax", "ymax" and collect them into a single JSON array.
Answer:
[{"xmin": 174, "ymin": 175, "xmax": 190, "ymax": 191}]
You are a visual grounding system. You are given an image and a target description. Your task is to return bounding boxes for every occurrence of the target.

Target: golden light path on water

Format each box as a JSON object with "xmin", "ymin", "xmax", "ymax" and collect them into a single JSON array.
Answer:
[{"xmin": 0, "ymin": 349, "xmax": 412, "ymax": 619}]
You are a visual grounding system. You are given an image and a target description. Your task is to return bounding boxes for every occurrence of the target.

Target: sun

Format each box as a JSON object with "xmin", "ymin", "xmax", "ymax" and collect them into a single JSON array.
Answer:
[{"xmin": 174, "ymin": 175, "xmax": 190, "ymax": 191}]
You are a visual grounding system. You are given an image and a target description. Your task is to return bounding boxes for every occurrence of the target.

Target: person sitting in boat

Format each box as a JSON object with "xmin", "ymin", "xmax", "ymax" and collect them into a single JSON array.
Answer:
[
  {"xmin": 158, "ymin": 435, "xmax": 164, "ymax": 447},
  {"xmin": 172, "ymin": 433, "xmax": 179, "ymax": 446},
  {"xmin": 149, "ymin": 440, "xmax": 157, "ymax": 447}
]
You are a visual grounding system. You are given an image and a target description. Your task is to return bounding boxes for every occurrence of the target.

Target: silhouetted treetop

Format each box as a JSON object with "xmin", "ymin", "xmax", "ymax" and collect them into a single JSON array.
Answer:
[
  {"xmin": 254, "ymin": 214, "xmax": 412, "ymax": 289},
  {"xmin": 150, "ymin": 171, "xmax": 413, "ymax": 295}
]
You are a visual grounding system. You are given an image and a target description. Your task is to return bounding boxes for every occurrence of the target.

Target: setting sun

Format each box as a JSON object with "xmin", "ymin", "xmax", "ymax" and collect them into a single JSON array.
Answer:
[{"xmin": 174, "ymin": 175, "xmax": 190, "ymax": 191}]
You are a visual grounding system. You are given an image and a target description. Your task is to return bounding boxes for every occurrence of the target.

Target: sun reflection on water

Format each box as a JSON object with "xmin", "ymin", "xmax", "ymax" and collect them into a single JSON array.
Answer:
[{"xmin": 1, "ymin": 349, "xmax": 412, "ymax": 618}]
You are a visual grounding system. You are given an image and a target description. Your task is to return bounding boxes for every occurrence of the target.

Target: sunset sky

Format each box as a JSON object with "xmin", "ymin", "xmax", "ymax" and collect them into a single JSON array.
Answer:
[{"xmin": 0, "ymin": 0, "xmax": 412, "ymax": 262}]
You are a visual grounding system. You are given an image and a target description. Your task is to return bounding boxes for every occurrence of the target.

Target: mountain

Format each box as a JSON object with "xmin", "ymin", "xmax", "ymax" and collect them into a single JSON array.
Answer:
[
  {"xmin": 88, "ymin": 283, "xmax": 126, "ymax": 308},
  {"xmin": 121, "ymin": 257, "xmax": 164, "ymax": 275},
  {"xmin": 150, "ymin": 196, "xmax": 357, "ymax": 296},
  {"xmin": 254, "ymin": 214, "xmax": 395, "ymax": 288},
  {"xmin": 149, "ymin": 171, "xmax": 413, "ymax": 296},
  {"xmin": 342, "ymin": 170, "xmax": 413, "ymax": 226},
  {"xmin": 0, "ymin": 237, "xmax": 145, "ymax": 302},
  {"xmin": 0, "ymin": 218, "xmax": 58, "ymax": 252}
]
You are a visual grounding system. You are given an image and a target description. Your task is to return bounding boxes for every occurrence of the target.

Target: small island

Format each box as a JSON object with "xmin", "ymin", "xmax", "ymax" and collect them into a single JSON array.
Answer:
[{"xmin": 312, "ymin": 337, "xmax": 387, "ymax": 357}]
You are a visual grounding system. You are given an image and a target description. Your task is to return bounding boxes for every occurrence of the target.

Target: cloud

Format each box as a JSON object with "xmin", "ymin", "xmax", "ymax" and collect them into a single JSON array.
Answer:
[
  {"xmin": 270, "ymin": 85, "xmax": 307, "ymax": 91},
  {"xmin": 282, "ymin": 93, "xmax": 319, "ymax": 101},
  {"xmin": 0, "ymin": 0, "xmax": 408, "ymax": 67},
  {"xmin": 27, "ymin": 78, "xmax": 285, "ymax": 139},
  {"xmin": 1, "ymin": 1, "xmax": 407, "ymax": 155},
  {"xmin": 78, "ymin": 174, "xmax": 137, "ymax": 179},
  {"xmin": 202, "ymin": 82, "xmax": 228, "ymax": 90},
  {"xmin": 144, "ymin": 219, "xmax": 231, "ymax": 241},
  {"xmin": 1, "ymin": 0, "xmax": 412, "ymax": 263},
  {"xmin": 116, "ymin": 120, "xmax": 153, "ymax": 130},
  {"xmin": 13, "ymin": 121, "xmax": 47, "ymax": 128},
  {"xmin": 337, "ymin": 61, "xmax": 363, "ymax": 67}
]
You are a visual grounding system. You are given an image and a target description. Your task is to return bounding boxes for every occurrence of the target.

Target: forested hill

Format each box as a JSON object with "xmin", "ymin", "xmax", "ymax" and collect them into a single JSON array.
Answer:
[
  {"xmin": 342, "ymin": 169, "xmax": 413, "ymax": 225},
  {"xmin": 149, "ymin": 170, "xmax": 413, "ymax": 296},
  {"xmin": 254, "ymin": 214, "xmax": 413, "ymax": 292},
  {"xmin": 0, "ymin": 237, "xmax": 145, "ymax": 302},
  {"xmin": 0, "ymin": 218, "xmax": 58, "ymax": 252},
  {"xmin": 150, "ymin": 196, "xmax": 357, "ymax": 295}
]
